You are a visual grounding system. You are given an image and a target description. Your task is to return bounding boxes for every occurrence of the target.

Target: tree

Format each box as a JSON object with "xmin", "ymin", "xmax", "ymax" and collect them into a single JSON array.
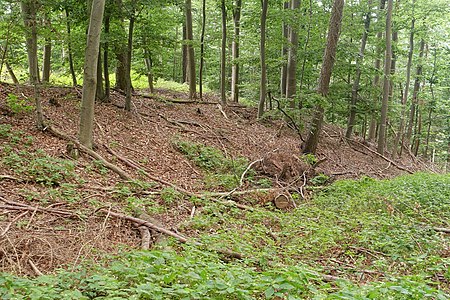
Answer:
[
  {"xmin": 199, "ymin": 0, "xmax": 206, "ymax": 98},
  {"xmin": 21, "ymin": 0, "xmax": 44, "ymax": 129},
  {"xmin": 377, "ymin": 0, "xmax": 393, "ymax": 154},
  {"xmin": 79, "ymin": 0, "xmax": 106, "ymax": 149},
  {"xmin": 257, "ymin": 0, "xmax": 268, "ymax": 118},
  {"xmin": 302, "ymin": 0, "xmax": 345, "ymax": 154},
  {"xmin": 185, "ymin": 0, "xmax": 196, "ymax": 99},
  {"xmin": 220, "ymin": 0, "xmax": 227, "ymax": 106},
  {"xmin": 345, "ymin": 0, "xmax": 372, "ymax": 138},
  {"xmin": 286, "ymin": 0, "xmax": 300, "ymax": 108},
  {"xmin": 230, "ymin": 0, "xmax": 241, "ymax": 103}
]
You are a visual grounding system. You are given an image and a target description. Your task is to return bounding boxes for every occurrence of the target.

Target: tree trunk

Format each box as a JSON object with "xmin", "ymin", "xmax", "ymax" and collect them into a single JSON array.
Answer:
[
  {"xmin": 345, "ymin": 2, "xmax": 371, "ymax": 138},
  {"xmin": 377, "ymin": 0, "xmax": 393, "ymax": 154},
  {"xmin": 406, "ymin": 39, "xmax": 425, "ymax": 149},
  {"xmin": 145, "ymin": 56, "xmax": 154, "ymax": 93},
  {"xmin": 280, "ymin": 1, "xmax": 289, "ymax": 97},
  {"xmin": 6, "ymin": 61, "xmax": 19, "ymax": 84},
  {"xmin": 220, "ymin": 0, "xmax": 227, "ymax": 105},
  {"xmin": 393, "ymin": 17, "xmax": 414, "ymax": 158},
  {"xmin": 368, "ymin": 0, "xmax": 386, "ymax": 142},
  {"xmin": 21, "ymin": 0, "xmax": 43, "ymax": 129},
  {"xmin": 424, "ymin": 47, "xmax": 436, "ymax": 158},
  {"xmin": 125, "ymin": 13, "xmax": 135, "ymax": 111},
  {"xmin": 96, "ymin": 51, "xmax": 105, "ymax": 101},
  {"xmin": 0, "ymin": 45, "xmax": 19, "ymax": 84},
  {"xmin": 182, "ymin": 24, "xmax": 187, "ymax": 83},
  {"xmin": 302, "ymin": 0, "xmax": 344, "ymax": 154},
  {"xmin": 185, "ymin": 0, "xmax": 196, "ymax": 99},
  {"xmin": 79, "ymin": 0, "xmax": 105, "ymax": 149},
  {"xmin": 286, "ymin": 0, "xmax": 300, "ymax": 109},
  {"xmin": 42, "ymin": 16, "xmax": 51, "ymax": 83},
  {"xmin": 103, "ymin": 11, "xmax": 110, "ymax": 102},
  {"xmin": 65, "ymin": 8, "xmax": 77, "ymax": 86},
  {"xmin": 298, "ymin": 0, "xmax": 313, "ymax": 108},
  {"xmin": 199, "ymin": 0, "xmax": 206, "ymax": 98},
  {"xmin": 231, "ymin": 0, "xmax": 241, "ymax": 103},
  {"xmin": 257, "ymin": 0, "xmax": 269, "ymax": 118}
]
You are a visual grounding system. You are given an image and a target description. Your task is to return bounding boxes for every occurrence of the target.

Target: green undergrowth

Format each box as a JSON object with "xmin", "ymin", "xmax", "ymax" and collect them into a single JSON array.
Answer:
[
  {"xmin": 1, "ymin": 172, "xmax": 449, "ymax": 299},
  {"xmin": 173, "ymin": 139, "xmax": 255, "ymax": 189}
]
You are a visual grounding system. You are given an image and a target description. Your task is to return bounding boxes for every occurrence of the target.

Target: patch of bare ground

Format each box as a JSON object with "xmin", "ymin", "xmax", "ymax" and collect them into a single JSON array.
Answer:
[{"xmin": 0, "ymin": 82, "xmax": 433, "ymax": 275}]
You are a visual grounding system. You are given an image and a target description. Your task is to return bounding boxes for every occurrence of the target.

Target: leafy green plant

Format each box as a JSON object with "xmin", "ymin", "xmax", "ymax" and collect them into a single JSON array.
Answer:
[
  {"xmin": 160, "ymin": 187, "xmax": 183, "ymax": 205},
  {"xmin": 6, "ymin": 93, "xmax": 34, "ymax": 114}
]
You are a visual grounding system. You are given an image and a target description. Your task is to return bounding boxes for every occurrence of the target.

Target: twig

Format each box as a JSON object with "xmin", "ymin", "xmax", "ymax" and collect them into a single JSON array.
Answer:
[
  {"xmin": 345, "ymin": 138, "xmax": 413, "ymax": 174},
  {"xmin": 0, "ymin": 199, "xmax": 79, "ymax": 218},
  {"xmin": 0, "ymin": 175, "xmax": 21, "ymax": 181},
  {"xmin": 239, "ymin": 159, "xmax": 263, "ymax": 186},
  {"xmin": 0, "ymin": 211, "xmax": 29, "ymax": 236},
  {"xmin": 28, "ymin": 259, "xmax": 43, "ymax": 276},
  {"xmin": 190, "ymin": 206, "xmax": 196, "ymax": 219}
]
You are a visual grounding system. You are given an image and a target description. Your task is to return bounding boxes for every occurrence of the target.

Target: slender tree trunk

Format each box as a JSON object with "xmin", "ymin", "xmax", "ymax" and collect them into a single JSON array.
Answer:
[
  {"xmin": 220, "ymin": 0, "xmax": 227, "ymax": 105},
  {"xmin": 424, "ymin": 47, "xmax": 437, "ymax": 158},
  {"xmin": 124, "ymin": 13, "xmax": 135, "ymax": 112},
  {"xmin": 377, "ymin": 0, "xmax": 393, "ymax": 154},
  {"xmin": 21, "ymin": 0, "xmax": 43, "ymax": 129},
  {"xmin": 257, "ymin": 0, "xmax": 269, "ymax": 118},
  {"xmin": 103, "ymin": 11, "xmax": 110, "ymax": 101},
  {"xmin": 145, "ymin": 55, "xmax": 154, "ymax": 93},
  {"xmin": 368, "ymin": 0, "xmax": 386, "ymax": 142},
  {"xmin": 406, "ymin": 39, "xmax": 425, "ymax": 148},
  {"xmin": 298, "ymin": 0, "xmax": 313, "ymax": 107},
  {"xmin": 79, "ymin": 0, "xmax": 105, "ymax": 148},
  {"xmin": 286, "ymin": 0, "xmax": 301, "ymax": 109},
  {"xmin": 65, "ymin": 8, "xmax": 77, "ymax": 86},
  {"xmin": 42, "ymin": 16, "xmax": 51, "ymax": 83},
  {"xmin": 199, "ymin": 0, "xmax": 206, "ymax": 98},
  {"xmin": 6, "ymin": 61, "xmax": 19, "ymax": 84},
  {"xmin": 185, "ymin": 0, "xmax": 196, "ymax": 99},
  {"xmin": 302, "ymin": 0, "xmax": 344, "ymax": 154},
  {"xmin": 412, "ymin": 108, "xmax": 421, "ymax": 155},
  {"xmin": 182, "ymin": 24, "xmax": 187, "ymax": 83},
  {"xmin": 393, "ymin": 17, "xmax": 414, "ymax": 158},
  {"xmin": 345, "ymin": 2, "xmax": 371, "ymax": 138},
  {"xmin": 0, "ymin": 45, "xmax": 19, "ymax": 84},
  {"xmin": 96, "ymin": 51, "xmax": 105, "ymax": 101},
  {"xmin": 280, "ymin": 1, "xmax": 289, "ymax": 97},
  {"xmin": 231, "ymin": 0, "xmax": 241, "ymax": 103}
]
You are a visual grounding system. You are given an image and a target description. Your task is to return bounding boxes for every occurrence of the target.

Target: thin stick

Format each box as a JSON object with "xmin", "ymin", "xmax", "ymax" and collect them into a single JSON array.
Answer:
[
  {"xmin": 0, "ymin": 211, "xmax": 29, "ymax": 236},
  {"xmin": 28, "ymin": 259, "xmax": 44, "ymax": 276},
  {"xmin": 239, "ymin": 159, "xmax": 263, "ymax": 186}
]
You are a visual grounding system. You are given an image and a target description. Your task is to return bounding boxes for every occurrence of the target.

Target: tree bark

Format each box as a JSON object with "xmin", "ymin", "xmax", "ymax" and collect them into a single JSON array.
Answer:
[
  {"xmin": 424, "ymin": 47, "xmax": 436, "ymax": 158},
  {"xmin": 96, "ymin": 51, "xmax": 105, "ymax": 101},
  {"xmin": 199, "ymin": 0, "xmax": 206, "ymax": 98},
  {"xmin": 231, "ymin": 0, "xmax": 241, "ymax": 103},
  {"xmin": 345, "ymin": 2, "xmax": 371, "ymax": 138},
  {"xmin": 185, "ymin": 0, "xmax": 196, "ymax": 99},
  {"xmin": 257, "ymin": 0, "xmax": 269, "ymax": 118},
  {"xmin": 377, "ymin": 0, "xmax": 393, "ymax": 154},
  {"xmin": 42, "ymin": 16, "xmax": 51, "ymax": 83},
  {"xmin": 220, "ymin": 0, "xmax": 227, "ymax": 105},
  {"xmin": 286, "ymin": 0, "xmax": 300, "ymax": 108},
  {"xmin": 21, "ymin": 0, "xmax": 43, "ymax": 129},
  {"xmin": 302, "ymin": 0, "xmax": 344, "ymax": 154},
  {"xmin": 79, "ymin": 0, "xmax": 105, "ymax": 148},
  {"xmin": 125, "ymin": 13, "xmax": 135, "ymax": 111},
  {"xmin": 182, "ymin": 24, "xmax": 187, "ymax": 83}
]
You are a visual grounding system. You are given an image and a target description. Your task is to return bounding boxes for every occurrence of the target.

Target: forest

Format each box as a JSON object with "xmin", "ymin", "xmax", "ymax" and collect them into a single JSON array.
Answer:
[{"xmin": 0, "ymin": 0, "xmax": 449, "ymax": 298}]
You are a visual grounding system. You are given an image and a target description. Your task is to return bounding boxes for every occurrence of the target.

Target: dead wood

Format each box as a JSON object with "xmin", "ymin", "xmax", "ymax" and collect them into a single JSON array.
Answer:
[
  {"xmin": 28, "ymin": 259, "xmax": 43, "ymax": 276},
  {"xmin": 44, "ymin": 125, "xmax": 132, "ymax": 180},
  {"xmin": 99, "ymin": 209, "xmax": 190, "ymax": 243},
  {"xmin": 137, "ymin": 226, "xmax": 151, "ymax": 250},
  {"xmin": 0, "ymin": 175, "xmax": 21, "ymax": 181},
  {"xmin": 0, "ymin": 211, "xmax": 29, "ymax": 237},
  {"xmin": 274, "ymin": 193, "xmax": 291, "ymax": 210},
  {"xmin": 345, "ymin": 138, "xmax": 413, "ymax": 174},
  {"xmin": 0, "ymin": 198, "xmax": 79, "ymax": 218},
  {"xmin": 433, "ymin": 227, "xmax": 450, "ymax": 234}
]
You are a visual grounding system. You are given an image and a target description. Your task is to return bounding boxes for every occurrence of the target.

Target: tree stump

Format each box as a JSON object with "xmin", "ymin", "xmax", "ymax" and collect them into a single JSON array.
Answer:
[{"xmin": 274, "ymin": 193, "xmax": 291, "ymax": 210}]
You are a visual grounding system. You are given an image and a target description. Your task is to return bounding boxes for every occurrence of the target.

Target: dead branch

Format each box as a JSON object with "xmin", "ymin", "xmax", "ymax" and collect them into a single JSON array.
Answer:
[
  {"xmin": 217, "ymin": 104, "xmax": 228, "ymax": 119},
  {"xmin": 0, "ymin": 211, "xmax": 29, "ymax": 236},
  {"xmin": 272, "ymin": 96, "xmax": 304, "ymax": 141},
  {"xmin": 28, "ymin": 259, "xmax": 43, "ymax": 276},
  {"xmin": 0, "ymin": 198, "xmax": 79, "ymax": 218},
  {"xmin": 137, "ymin": 226, "xmax": 151, "ymax": 250},
  {"xmin": 239, "ymin": 159, "xmax": 263, "ymax": 187},
  {"xmin": 433, "ymin": 227, "xmax": 450, "ymax": 234},
  {"xmin": 345, "ymin": 138, "xmax": 413, "ymax": 174},
  {"xmin": 0, "ymin": 175, "xmax": 21, "ymax": 181},
  {"xmin": 44, "ymin": 125, "xmax": 132, "ymax": 180},
  {"xmin": 100, "ymin": 209, "xmax": 191, "ymax": 243}
]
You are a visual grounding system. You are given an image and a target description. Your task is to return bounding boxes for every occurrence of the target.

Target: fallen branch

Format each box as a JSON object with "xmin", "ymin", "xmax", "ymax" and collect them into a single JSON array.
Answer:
[
  {"xmin": 44, "ymin": 125, "xmax": 132, "ymax": 180},
  {"xmin": 345, "ymin": 138, "xmax": 413, "ymax": 174},
  {"xmin": 0, "ymin": 175, "xmax": 21, "ymax": 181},
  {"xmin": 28, "ymin": 259, "xmax": 43, "ymax": 276},
  {"xmin": 0, "ymin": 198, "xmax": 79, "ymax": 218},
  {"xmin": 239, "ymin": 159, "xmax": 263, "ymax": 187},
  {"xmin": 272, "ymin": 96, "xmax": 304, "ymax": 142},
  {"xmin": 217, "ymin": 104, "xmax": 228, "ymax": 119},
  {"xmin": 0, "ymin": 211, "xmax": 29, "ymax": 236},
  {"xmin": 433, "ymin": 227, "xmax": 450, "ymax": 234},
  {"xmin": 100, "ymin": 209, "xmax": 190, "ymax": 243}
]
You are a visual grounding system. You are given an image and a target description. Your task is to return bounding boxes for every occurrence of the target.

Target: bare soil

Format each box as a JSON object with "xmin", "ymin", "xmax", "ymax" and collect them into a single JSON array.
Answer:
[{"xmin": 0, "ymin": 82, "xmax": 433, "ymax": 276}]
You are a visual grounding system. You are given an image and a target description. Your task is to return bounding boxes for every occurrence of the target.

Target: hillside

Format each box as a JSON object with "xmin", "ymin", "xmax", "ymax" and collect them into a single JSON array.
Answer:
[{"xmin": 0, "ymin": 83, "xmax": 448, "ymax": 298}]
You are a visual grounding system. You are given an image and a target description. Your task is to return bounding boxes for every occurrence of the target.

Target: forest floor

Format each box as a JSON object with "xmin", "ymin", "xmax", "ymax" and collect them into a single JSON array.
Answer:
[{"xmin": 0, "ymin": 82, "xmax": 448, "ymax": 298}]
